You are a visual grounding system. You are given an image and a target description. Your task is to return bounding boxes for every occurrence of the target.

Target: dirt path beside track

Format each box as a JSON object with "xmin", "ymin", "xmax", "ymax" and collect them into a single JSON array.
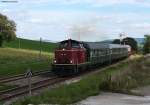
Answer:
[{"xmin": 78, "ymin": 92, "xmax": 150, "ymax": 105}]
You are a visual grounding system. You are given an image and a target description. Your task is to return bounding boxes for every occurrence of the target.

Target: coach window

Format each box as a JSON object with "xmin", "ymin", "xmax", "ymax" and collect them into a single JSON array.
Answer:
[
  {"xmin": 96, "ymin": 50, "xmax": 99, "ymax": 56},
  {"xmin": 115, "ymin": 49, "xmax": 117, "ymax": 54},
  {"xmin": 110, "ymin": 49, "xmax": 113, "ymax": 54},
  {"xmin": 98, "ymin": 50, "xmax": 100, "ymax": 56},
  {"xmin": 101, "ymin": 49, "xmax": 104, "ymax": 55},
  {"xmin": 105, "ymin": 49, "xmax": 107, "ymax": 55},
  {"xmin": 107, "ymin": 49, "xmax": 110, "ymax": 55},
  {"xmin": 90, "ymin": 51, "xmax": 93, "ymax": 57},
  {"xmin": 95, "ymin": 50, "xmax": 97, "ymax": 56},
  {"xmin": 116, "ymin": 49, "xmax": 118, "ymax": 53},
  {"xmin": 100, "ymin": 50, "xmax": 102, "ymax": 55},
  {"xmin": 94, "ymin": 50, "xmax": 96, "ymax": 56},
  {"xmin": 93, "ymin": 50, "xmax": 95, "ymax": 56},
  {"xmin": 99, "ymin": 50, "xmax": 101, "ymax": 55},
  {"xmin": 92, "ymin": 50, "xmax": 95, "ymax": 57}
]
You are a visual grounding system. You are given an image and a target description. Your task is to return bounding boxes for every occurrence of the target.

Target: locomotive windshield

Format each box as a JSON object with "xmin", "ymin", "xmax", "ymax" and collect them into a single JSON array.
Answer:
[
  {"xmin": 71, "ymin": 42, "xmax": 80, "ymax": 48},
  {"xmin": 59, "ymin": 41, "xmax": 68, "ymax": 48},
  {"xmin": 59, "ymin": 40, "xmax": 81, "ymax": 49}
]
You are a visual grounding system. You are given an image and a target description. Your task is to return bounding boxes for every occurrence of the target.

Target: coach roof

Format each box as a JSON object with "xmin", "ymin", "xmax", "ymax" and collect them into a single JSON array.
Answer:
[
  {"xmin": 84, "ymin": 42, "xmax": 109, "ymax": 50},
  {"xmin": 85, "ymin": 42, "xmax": 129, "ymax": 50}
]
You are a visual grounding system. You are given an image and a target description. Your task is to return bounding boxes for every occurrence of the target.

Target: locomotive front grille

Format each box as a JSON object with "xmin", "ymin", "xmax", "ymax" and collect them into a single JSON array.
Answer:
[
  {"xmin": 58, "ymin": 58, "xmax": 70, "ymax": 64},
  {"xmin": 63, "ymin": 58, "xmax": 70, "ymax": 64}
]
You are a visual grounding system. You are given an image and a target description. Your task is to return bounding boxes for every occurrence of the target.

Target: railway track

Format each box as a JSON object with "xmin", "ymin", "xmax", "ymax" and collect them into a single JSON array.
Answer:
[
  {"xmin": 0, "ymin": 59, "xmax": 127, "ymax": 103},
  {"xmin": 0, "ymin": 70, "xmax": 52, "ymax": 84},
  {"xmin": 0, "ymin": 76, "xmax": 69, "ymax": 101}
]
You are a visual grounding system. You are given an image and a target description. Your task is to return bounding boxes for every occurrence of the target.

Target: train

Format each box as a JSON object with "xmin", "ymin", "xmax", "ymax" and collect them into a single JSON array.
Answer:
[{"xmin": 52, "ymin": 39, "xmax": 131, "ymax": 76}]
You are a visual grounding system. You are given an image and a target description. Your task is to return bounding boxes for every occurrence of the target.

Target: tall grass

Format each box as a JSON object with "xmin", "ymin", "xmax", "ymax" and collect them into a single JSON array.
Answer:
[
  {"xmin": 100, "ymin": 56, "xmax": 150, "ymax": 93},
  {"xmin": 0, "ymin": 48, "xmax": 53, "ymax": 77}
]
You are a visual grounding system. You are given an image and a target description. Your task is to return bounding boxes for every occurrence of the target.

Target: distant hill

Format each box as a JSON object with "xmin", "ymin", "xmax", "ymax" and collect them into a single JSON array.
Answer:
[
  {"xmin": 100, "ymin": 40, "xmax": 113, "ymax": 44},
  {"xmin": 101, "ymin": 38, "xmax": 145, "ymax": 45},
  {"xmin": 135, "ymin": 38, "xmax": 145, "ymax": 45},
  {"xmin": 4, "ymin": 38, "xmax": 58, "ymax": 52}
]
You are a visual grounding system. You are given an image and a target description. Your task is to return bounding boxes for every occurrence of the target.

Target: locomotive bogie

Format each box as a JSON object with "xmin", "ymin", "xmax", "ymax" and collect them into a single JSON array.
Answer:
[{"xmin": 52, "ymin": 62, "xmax": 90, "ymax": 76}]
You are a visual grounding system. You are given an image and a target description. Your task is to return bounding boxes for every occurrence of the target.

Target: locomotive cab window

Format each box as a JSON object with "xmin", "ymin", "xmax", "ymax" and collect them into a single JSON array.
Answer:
[
  {"xmin": 59, "ymin": 42, "xmax": 68, "ymax": 49},
  {"xmin": 71, "ymin": 42, "xmax": 80, "ymax": 48}
]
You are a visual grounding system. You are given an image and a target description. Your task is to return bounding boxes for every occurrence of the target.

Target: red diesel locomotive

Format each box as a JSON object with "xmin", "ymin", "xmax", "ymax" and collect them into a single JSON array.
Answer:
[
  {"xmin": 52, "ymin": 39, "xmax": 131, "ymax": 76},
  {"xmin": 52, "ymin": 39, "xmax": 89, "ymax": 75}
]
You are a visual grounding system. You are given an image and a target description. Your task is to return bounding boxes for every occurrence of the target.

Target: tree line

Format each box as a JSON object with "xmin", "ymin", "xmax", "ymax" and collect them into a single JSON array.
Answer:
[
  {"xmin": 112, "ymin": 37, "xmax": 138, "ymax": 53},
  {"xmin": 112, "ymin": 36, "xmax": 150, "ymax": 55},
  {"xmin": 112, "ymin": 35, "xmax": 150, "ymax": 54}
]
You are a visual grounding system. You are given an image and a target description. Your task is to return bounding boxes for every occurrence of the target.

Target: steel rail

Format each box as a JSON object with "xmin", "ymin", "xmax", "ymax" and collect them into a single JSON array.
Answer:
[
  {"xmin": 0, "ymin": 70, "xmax": 52, "ymax": 84},
  {"xmin": 0, "ymin": 76, "xmax": 67, "ymax": 101}
]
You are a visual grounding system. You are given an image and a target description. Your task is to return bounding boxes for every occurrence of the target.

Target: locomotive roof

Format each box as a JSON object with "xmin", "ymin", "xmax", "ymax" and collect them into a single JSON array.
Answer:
[{"xmin": 60, "ymin": 39, "xmax": 81, "ymax": 44}]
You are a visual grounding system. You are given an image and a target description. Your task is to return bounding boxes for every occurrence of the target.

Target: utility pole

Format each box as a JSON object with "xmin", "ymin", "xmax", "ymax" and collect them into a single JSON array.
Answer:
[
  {"xmin": 119, "ymin": 32, "xmax": 126, "ymax": 45},
  {"xmin": 119, "ymin": 33, "xmax": 123, "ymax": 45},
  {"xmin": 18, "ymin": 36, "xmax": 20, "ymax": 49},
  {"xmin": 39, "ymin": 37, "xmax": 42, "ymax": 60}
]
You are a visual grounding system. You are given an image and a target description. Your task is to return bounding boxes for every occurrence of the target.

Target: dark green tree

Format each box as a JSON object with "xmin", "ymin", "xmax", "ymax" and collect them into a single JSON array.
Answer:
[
  {"xmin": 112, "ymin": 39, "xmax": 121, "ymax": 44},
  {"xmin": 123, "ymin": 37, "xmax": 138, "ymax": 52},
  {"xmin": 112, "ymin": 37, "xmax": 138, "ymax": 52},
  {"xmin": 143, "ymin": 35, "xmax": 150, "ymax": 54},
  {"xmin": 0, "ymin": 13, "xmax": 16, "ymax": 47}
]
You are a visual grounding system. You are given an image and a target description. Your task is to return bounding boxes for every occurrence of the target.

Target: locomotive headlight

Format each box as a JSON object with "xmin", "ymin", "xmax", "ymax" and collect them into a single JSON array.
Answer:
[
  {"xmin": 70, "ymin": 60, "xmax": 73, "ymax": 64},
  {"xmin": 54, "ymin": 60, "xmax": 57, "ymax": 63}
]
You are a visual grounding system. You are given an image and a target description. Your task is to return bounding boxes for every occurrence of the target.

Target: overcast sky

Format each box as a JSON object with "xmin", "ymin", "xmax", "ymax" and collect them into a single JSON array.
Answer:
[{"xmin": 0, "ymin": 0, "xmax": 148, "ymax": 41}]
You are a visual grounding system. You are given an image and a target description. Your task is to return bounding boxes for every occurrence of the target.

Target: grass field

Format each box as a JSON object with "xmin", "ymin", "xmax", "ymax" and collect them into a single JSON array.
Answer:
[
  {"xmin": 3, "ymin": 38, "xmax": 58, "ymax": 53},
  {"xmin": 0, "ymin": 38, "xmax": 57, "ymax": 76},
  {"xmin": 0, "ymin": 39, "xmax": 55, "ymax": 95},
  {"xmin": 13, "ymin": 55, "xmax": 150, "ymax": 105},
  {"xmin": 102, "ymin": 55, "xmax": 150, "ymax": 93},
  {"xmin": 0, "ymin": 48, "xmax": 53, "ymax": 77},
  {"xmin": 12, "ymin": 58, "xmax": 132, "ymax": 105}
]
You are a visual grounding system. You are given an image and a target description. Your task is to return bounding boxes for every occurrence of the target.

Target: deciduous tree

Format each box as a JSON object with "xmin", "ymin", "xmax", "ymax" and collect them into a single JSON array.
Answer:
[
  {"xmin": 0, "ymin": 13, "xmax": 16, "ymax": 47},
  {"xmin": 143, "ymin": 35, "xmax": 150, "ymax": 54}
]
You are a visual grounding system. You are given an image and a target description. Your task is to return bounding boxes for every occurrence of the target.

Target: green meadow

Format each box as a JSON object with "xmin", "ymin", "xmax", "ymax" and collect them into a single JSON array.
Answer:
[
  {"xmin": 3, "ymin": 38, "xmax": 58, "ymax": 53},
  {"xmin": 0, "ymin": 38, "xmax": 57, "ymax": 77},
  {"xmin": 13, "ymin": 55, "xmax": 150, "ymax": 105},
  {"xmin": 0, "ymin": 38, "xmax": 56, "ymax": 94},
  {"xmin": 0, "ymin": 48, "xmax": 54, "ymax": 77}
]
